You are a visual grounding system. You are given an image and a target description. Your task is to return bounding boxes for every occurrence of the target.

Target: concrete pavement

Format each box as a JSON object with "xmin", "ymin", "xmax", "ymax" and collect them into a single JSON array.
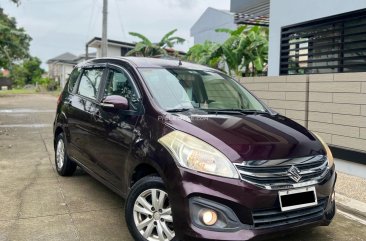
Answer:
[{"xmin": 0, "ymin": 94, "xmax": 365, "ymax": 241}]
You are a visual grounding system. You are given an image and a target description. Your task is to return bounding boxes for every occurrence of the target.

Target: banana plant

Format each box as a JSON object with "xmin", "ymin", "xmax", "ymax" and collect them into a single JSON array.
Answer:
[
  {"xmin": 185, "ymin": 41, "xmax": 221, "ymax": 68},
  {"xmin": 210, "ymin": 25, "xmax": 268, "ymax": 77},
  {"xmin": 127, "ymin": 29, "xmax": 185, "ymax": 57}
]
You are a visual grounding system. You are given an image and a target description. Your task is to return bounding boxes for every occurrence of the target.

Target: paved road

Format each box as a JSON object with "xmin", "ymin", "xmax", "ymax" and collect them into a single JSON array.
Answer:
[{"xmin": 0, "ymin": 94, "xmax": 365, "ymax": 241}]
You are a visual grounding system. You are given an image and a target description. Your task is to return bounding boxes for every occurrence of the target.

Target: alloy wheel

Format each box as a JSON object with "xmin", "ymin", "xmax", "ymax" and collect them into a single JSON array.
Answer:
[
  {"xmin": 56, "ymin": 139, "xmax": 65, "ymax": 170},
  {"xmin": 133, "ymin": 189, "xmax": 175, "ymax": 241}
]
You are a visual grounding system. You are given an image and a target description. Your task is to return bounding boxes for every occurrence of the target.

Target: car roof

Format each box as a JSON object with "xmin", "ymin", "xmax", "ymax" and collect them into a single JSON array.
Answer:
[{"xmin": 81, "ymin": 57, "xmax": 218, "ymax": 72}]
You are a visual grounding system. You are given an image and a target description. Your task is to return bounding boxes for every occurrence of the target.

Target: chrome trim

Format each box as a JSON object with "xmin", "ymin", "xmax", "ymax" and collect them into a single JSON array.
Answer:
[{"xmin": 235, "ymin": 155, "xmax": 330, "ymax": 190}]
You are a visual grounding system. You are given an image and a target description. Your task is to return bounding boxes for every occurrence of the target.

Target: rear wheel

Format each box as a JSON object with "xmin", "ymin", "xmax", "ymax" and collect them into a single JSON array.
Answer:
[
  {"xmin": 55, "ymin": 133, "xmax": 77, "ymax": 176},
  {"xmin": 125, "ymin": 176, "xmax": 176, "ymax": 241}
]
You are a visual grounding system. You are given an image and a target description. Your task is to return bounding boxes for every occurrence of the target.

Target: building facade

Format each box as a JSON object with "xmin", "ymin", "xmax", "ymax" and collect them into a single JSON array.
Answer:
[
  {"xmin": 231, "ymin": 0, "xmax": 366, "ymax": 76},
  {"xmin": 190, "ymin": 7, "xmax": 236, "ymax": 45},
  {"xmin": 86, "ymin": 37, "xmax": 135, "ymax": 58},
  {"xmin": 47, "ymin": 52, "xmax": 96, "ymax": 88},
  {"xmin": 47, "ymin": 52, "xmax": 77, "ymax": 88}
]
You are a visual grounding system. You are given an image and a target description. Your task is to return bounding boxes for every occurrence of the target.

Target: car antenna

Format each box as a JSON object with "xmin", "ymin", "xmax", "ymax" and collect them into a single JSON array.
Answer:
[{"xmin": 178, "ymin": 59, "xmax": 182, "ymax": 66}]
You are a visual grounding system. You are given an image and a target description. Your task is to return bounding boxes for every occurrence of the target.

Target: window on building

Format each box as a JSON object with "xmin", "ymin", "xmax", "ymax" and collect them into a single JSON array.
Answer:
[{"xmin": 280, "ymin": 9, "xmax": 366, "ymax": 75}]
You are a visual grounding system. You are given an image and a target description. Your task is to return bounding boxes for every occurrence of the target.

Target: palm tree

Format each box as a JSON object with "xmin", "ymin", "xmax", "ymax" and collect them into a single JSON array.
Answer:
[{"xmin": 127, "ymin": 29, "xmax": 185, "ymax": 57}]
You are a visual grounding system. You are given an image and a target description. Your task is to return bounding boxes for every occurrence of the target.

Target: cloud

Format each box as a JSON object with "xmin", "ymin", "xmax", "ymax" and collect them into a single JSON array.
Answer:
[
  {"xmin": 163, "ymin": 0, "xmax": 197, "ymax": 9},
  {"xmin": 1, "ymin": 0, "xmax": 230, "ymax": 69}
]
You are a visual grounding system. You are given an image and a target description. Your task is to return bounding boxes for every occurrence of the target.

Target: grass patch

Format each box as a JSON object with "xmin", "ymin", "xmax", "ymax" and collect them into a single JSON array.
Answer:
[
  {"xmin": 0, "ymin": 88, "xmax": 61, "ymax": 97},
  {"xmin": 0, "ymin": 89, "xmax": 36, "ymax": 95}
]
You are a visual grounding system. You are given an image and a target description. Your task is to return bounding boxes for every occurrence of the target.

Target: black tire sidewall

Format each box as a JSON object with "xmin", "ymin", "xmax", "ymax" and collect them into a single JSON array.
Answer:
[
  {"xmin": 125, "ymin": 176, "xmax": 178, "ymax": 241},
  {"xmin": 55, "ymin": 133, "xmax": 76, "ymax": 176}
]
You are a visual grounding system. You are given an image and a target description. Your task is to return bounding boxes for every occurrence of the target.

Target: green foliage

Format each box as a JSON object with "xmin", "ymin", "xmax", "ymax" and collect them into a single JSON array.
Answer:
[
  {"xmin": 0, "ymin": 8, "xmax": 32, "ymax": 69},
  {"xmin": 127, "ymin": 29, "xmax": 185, "ymax": 57},
  {"xmin": 187, "ymin": 25, "xmax": 269, "ymax": 77},
  {"xmin": 213, "ymin": 25, "xmax": 268, "ymax": 77},
  {"xmin": 10, "ymin": 57, "xmax": 44, "ymax": 86},
  {"xmin": 185, "ymin": 41, "xmax": 221, "ymax": 68}
]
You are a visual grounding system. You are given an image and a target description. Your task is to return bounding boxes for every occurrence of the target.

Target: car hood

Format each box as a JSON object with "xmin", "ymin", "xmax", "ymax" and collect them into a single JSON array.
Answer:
[{"xmin": 165, "ymin": 110, "xmax": 324, "ymax": 162}]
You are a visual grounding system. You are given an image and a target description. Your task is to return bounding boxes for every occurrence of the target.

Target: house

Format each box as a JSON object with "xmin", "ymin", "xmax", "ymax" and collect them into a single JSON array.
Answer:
[
  {"xmin": 231, "ymin": 0, "xmax": 366, "ymax": 163},
  {"xmin": 47, "ymin": 52, "xmax": 77, "ymax": 88},
  {"xmin": 0, "ymin": 77, "xmax": 12, "ymax": 90},
  {"xmin": 85, "ymin": 37, "xmax": 185, "ymax": 58},
  {"xmin": 47, "ymin": 52, "xmax": 97, "ymax": 88},
  {"xmin": 190, "ymin": 7, "xmax": 236, "ymax": 45},
  {"xmin": 86, "ymin": 37, "xmax": 135, "ymax": 58}
]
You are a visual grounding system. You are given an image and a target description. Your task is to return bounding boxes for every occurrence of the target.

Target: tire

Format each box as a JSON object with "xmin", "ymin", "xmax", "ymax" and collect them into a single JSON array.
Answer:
[
  {"xmin": 54, "ymin": 133, "xmax": 77, "ymax": 176},
  {"xmin": 125, "ymin": 176, "xmax": 177, "ymax": 241}
]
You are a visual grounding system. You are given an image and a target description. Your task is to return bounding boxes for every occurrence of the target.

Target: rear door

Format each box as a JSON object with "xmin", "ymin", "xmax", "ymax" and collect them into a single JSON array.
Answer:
[{"xmin": 67, "ymin": 66, "xmax": 106, "ymax": 171}]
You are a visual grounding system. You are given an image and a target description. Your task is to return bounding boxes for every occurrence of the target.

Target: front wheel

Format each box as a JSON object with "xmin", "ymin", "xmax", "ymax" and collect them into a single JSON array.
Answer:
[{"xmin": 125, "ymin": 176, "xmax": 177, "ymax": 241}]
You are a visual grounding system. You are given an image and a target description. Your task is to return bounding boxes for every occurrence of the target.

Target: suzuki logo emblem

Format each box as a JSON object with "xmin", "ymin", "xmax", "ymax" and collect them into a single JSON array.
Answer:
[{"xmin": 287, "ymin": 166, "xmax": 302, "ymax": 182}]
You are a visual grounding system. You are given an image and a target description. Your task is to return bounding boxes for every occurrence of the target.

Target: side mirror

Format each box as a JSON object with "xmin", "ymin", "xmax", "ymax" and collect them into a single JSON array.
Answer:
[{"xmin": 101, "ymin": 95, "xmax": 129, "ymax": 110}]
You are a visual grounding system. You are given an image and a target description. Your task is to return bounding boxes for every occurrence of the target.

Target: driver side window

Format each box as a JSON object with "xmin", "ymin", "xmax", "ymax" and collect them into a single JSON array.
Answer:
[{"xmin": 104, "ymin": 68, "xmax": 138, "ymax": 110}]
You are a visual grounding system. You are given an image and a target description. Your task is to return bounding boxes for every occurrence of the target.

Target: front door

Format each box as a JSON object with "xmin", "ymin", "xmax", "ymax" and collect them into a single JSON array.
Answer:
[{"xmin": 91, "ymin": 65, "xmax": 143, "ymax": 190}]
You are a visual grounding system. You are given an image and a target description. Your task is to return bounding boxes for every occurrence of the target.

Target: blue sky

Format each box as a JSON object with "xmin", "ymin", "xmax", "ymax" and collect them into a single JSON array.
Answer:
[{"xmin": 1, "ymin": 0, "xmax": 230, "ymax": 69}]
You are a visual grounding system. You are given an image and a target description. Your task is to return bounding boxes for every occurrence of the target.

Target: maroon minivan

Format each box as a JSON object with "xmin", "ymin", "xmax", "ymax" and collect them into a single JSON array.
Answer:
[{"xmin": 53, "ymin": 57, "xmax": 336, "ymax": 241}]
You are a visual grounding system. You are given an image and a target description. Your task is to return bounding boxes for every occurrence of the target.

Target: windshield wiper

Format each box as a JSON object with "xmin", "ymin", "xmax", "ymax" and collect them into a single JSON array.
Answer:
[
  {"xmin": 207, "ymin": 109, "xmax": 268, "ymax": 115},
  {"xmin": 166, "ymin": 108, "xmax": 192, "ymax": 113}
]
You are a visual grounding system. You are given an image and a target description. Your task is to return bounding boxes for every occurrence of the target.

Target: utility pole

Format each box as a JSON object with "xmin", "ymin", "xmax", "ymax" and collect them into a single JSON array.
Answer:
[{"xmin": 101, "ymin": 0, "xmax": 108, "ymax": 57}]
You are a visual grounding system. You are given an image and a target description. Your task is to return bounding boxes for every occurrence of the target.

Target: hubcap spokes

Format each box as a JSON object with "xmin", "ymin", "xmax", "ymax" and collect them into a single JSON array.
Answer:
[
  {"xmin": 133, "ymin": 189, "xmax": 175, "ymax": 241},
  {"xmin": 56, "ymin": 139, "xmax": 65, "ymax": 169}
]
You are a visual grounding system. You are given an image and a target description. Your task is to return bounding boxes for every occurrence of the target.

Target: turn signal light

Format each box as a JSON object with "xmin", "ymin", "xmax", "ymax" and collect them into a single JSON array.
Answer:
[{"xmin": 199, "ymin": 209, "xmax": 218, "ymax": 226}]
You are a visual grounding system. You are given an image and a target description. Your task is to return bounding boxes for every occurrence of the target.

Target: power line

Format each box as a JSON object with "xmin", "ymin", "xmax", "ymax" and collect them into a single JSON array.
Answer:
[{"xmin": 114, "ymin": 0, "xmax": 126, "ymax": 40}]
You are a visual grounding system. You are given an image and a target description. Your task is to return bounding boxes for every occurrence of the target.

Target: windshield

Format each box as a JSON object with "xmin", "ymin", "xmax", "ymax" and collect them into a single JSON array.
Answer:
[{"xmin": 139, "ymin": 68, "xmax": 266, "ymax": 112}]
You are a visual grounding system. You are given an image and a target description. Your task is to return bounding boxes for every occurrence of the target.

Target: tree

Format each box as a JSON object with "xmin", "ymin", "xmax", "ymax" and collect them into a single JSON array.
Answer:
[
  {"xmin": 0, "ymin": 8, "xmax": 32, "ymax": 69},
  {"xmin": 127, "ymin": 29, "xmax": 185, "ymax": 57},
  {"xmin": 11, "ymin": 57, "xmax": 44, "ymax": 86},
  {"xmin": 185, "ymin": 41, "xmax": 221, "ymax": 68},
  {"xmin": 212, "ymin": 26, "xmax": 269, "ymax": 77}
]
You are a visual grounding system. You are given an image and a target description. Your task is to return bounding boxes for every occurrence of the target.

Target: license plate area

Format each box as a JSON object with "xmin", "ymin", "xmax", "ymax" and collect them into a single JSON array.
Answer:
[{"xmin": 279, "ymin": 186, "xmax": 317, "ymax": 212}]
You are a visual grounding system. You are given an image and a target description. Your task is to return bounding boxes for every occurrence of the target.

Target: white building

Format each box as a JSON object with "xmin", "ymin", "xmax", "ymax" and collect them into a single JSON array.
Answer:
[
  {"xmin": 47, "ymin": 52, "xmax": 77, "ymax": 88},
  {"xmin": 47, "ymin": 52, "xmax": 96, "ymax": 88},
  {"xmin": 86, "ymin": 37, "xmax": 135, "ymax": 58},
  {"xmin": 190, "ymin": 7, "xmax": 236, "ymax": 45},
  {"xmin": 230, "ymin": 0, "xmax": 366, "ymax": 76}
]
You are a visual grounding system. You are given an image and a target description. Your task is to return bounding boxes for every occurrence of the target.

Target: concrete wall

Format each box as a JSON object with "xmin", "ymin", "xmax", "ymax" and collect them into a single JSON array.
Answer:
[
  {"xmin": 268, "ymin": 0, "xmax": 366, "ymax": 76},
  {"xmin": 239, "ymin": 72, "xmax": 366, "ymax": 153}
]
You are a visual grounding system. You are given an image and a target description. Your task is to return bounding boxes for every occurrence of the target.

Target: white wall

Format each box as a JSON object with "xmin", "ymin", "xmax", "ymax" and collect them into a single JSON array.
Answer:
[
  {"xmin": 96, "ymin": 45, "xmax": 121, "ymax": 58},
  {"xmin": 191, "ymin": 8, "xmax": 236, "ymax": 44},
  {"xmin": 268, "ymin": 0, "xmax": 366, "ymax": 76}
]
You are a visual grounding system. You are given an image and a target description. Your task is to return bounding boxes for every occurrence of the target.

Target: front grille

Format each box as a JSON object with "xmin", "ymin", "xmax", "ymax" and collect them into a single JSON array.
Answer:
[
  {"xmin": 235, "ymin": 155, "xmax": 329, "ymax": 190},
  {"xmin": 252, "ymin": 199, "xmax": 326, "ymax": 229}
]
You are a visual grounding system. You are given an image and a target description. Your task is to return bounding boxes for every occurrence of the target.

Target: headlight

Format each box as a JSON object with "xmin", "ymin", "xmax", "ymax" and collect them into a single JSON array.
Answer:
[
  {"xmin": 313, "ymin": 133, "xmax": 334, "ymax": 167},
  {"xmin": 158, "ymin": 130, "xmax": 239, "ymax": 178}
]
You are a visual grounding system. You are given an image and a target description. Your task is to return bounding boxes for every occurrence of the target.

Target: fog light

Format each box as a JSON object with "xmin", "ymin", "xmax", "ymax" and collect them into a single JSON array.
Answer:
[{"xmin": 199, "ymin": 209, "xmax": 218, "ymax": 226}]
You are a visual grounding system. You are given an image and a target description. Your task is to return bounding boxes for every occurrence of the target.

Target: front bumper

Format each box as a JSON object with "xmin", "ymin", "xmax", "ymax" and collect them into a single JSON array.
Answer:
[{"xmin": 165, "ymin": 165, "xmax": 336, "ymax": 241}]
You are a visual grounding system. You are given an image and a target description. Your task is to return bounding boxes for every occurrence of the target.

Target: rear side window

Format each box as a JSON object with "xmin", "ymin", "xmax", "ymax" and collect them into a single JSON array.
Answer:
[
  {"xmin": 77, "ymin": 68, "xmax": 104, "ymax": 100},
  {"xmin": 67, "ymin": 68, "xmax": 81, "ymax": 93}
]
